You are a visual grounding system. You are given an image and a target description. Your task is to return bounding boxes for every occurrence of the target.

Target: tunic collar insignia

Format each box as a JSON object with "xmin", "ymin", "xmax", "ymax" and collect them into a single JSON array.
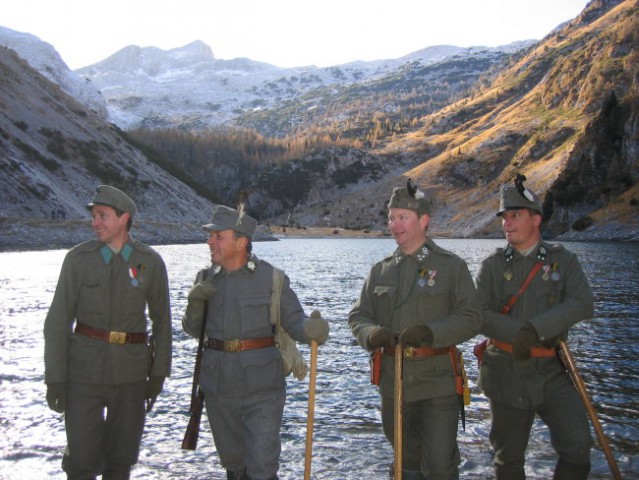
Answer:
[
  {"xmin": 416, "ymin": 245, "xmax": 429, "ymax": 263},
  {"xmin": 211, "ymin": 264, "xmax": 222, "ymax": 277},
  {"xmin": 121, "ymin": 243, "xmax": 133, "ymax": 262},
  {"xmin": 99, "ymin": 243, "xmax": 133, "ymax": 264},
  {"xmin": 244, "ymin": 255, "xmax": 258, "ymax": 274},
  {"xmin": 100, "ymin": 245, "xmax": 113, "ymax": 264},
  {"xmin": 536, "ymin": 245, "xmax": 548, "ymax": 261},
  {"xmin": 504, "ymin": 246, "xmax": 515, "ymax": 263}
]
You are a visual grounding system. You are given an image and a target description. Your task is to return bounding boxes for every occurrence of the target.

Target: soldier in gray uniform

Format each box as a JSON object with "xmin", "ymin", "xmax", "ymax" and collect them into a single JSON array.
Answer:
[
  {"xmin": 44, "ymin": 185, "xmax": 172, "ymax": 480},
  {"xmin": 182, "ymin": 205, "xmax": 330, "ymax": 480},
  {"xmin": 349, "ymin": 181, "xmax": 481, "ymax": 480},
  {"xmin": 475, "ymin": 176, "xmax": 594, "ymax": 479}
]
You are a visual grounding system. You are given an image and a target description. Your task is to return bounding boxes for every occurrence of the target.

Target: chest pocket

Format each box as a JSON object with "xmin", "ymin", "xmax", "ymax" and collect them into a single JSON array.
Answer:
[
  {"xmin": 239, "ymin": 294, "xmax": 272, "ymax": 336},
  {"xmin": 373, "ymin": 285, "xmax": 395, "ymax": 324},
  {"xmin": 534, "ymin": 274, "xmax": 564, "ymax": 310},
  {"xmin": 416, "ymin": 282, "xmax": 450, "ymax": 321}
]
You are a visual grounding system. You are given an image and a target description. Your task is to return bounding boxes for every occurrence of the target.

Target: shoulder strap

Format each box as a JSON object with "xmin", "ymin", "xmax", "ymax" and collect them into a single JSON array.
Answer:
[
  {"xmin": 271, "ymin": 267, "xmax": 284, "ymax": 327},
  {"xmin": 502, "ymin": 261, "xmax": 543, "ymax": 314}
]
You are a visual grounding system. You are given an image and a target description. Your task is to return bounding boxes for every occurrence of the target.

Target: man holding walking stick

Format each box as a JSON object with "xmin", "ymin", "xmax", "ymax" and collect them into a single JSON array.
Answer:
[
  {"xmin": 182, "ymin": 204, "xmax": 329, "ymax": 480},
  {"xmin": 349, "ymin": 180, "xmax": 481, "ymax": 480},
  {"xmin": 474, "ymin": 175, "xmax": 595, "ymax": 479}
]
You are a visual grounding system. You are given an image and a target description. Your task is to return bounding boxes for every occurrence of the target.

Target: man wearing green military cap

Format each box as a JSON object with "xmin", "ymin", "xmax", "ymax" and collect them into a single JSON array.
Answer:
[
  {"xmin": 475, "ymin": 174, "xmax": 594, "ymax": 479},
  {"xmin": 44, "ymin": 185, "xmax": 172, "ymax": 480},
  {"xmin": 349, "ymin": 179, "xmax": 481, "ymax": 480},
  {"xmin": 183, "ymin": 203, "xmax": 330, "ymax": 480}
]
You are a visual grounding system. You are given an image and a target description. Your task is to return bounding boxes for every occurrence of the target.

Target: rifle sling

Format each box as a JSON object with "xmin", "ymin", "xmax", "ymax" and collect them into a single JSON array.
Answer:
[{"xmin": 501, "ymin": 261, "xmax": 543, "ymax": 314}]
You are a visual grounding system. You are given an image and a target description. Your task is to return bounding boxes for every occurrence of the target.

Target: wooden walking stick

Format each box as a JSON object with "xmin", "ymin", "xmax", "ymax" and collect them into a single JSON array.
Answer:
[
  {"xmin": 394, "ymin": 344, "xmax": 403, "ymax": 480},
  {"xmin": 304, "ymin": 339, "xmax": 319, "ymax": 480},
  {"xmin": 559, "ymin": 341, "xmax": 622, "ymax": 480}
]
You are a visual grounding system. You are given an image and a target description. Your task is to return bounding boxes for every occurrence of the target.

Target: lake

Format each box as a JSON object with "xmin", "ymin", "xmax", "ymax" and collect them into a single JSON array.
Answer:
[{"xmin": 1, "ymin": 238, "xmax": 637, "ymax": 479}]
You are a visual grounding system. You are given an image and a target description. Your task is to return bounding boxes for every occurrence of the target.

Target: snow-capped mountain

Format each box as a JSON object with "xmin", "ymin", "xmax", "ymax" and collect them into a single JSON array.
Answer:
[
  {"xmin": 0, "ymin": 26, "xmax": 107, "ymax": 118},
  {"xmin": 75, "ymin": 39, "xmax": 533, "ymax": 131}
]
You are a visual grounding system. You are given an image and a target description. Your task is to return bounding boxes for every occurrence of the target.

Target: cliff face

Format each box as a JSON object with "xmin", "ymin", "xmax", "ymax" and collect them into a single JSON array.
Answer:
[{"xmin": 0, "ymin": 46, "xmax": 217, "ymax": 249}]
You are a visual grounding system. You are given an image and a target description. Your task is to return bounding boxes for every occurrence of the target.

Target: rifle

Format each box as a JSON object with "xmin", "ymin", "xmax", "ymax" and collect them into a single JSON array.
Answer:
[
  {"xmin": 181, "ymin": 269, "xmax": 211, "ymax": 450},
  {"xmin": 558, "ymin": 341, "xmax": 622, "ymax": 480}
]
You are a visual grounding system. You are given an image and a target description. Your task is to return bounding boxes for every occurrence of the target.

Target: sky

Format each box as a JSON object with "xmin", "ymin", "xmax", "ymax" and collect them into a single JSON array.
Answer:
[{"xmin": 3, "ymin": 0, "xmax": 591, "ymax": 70}]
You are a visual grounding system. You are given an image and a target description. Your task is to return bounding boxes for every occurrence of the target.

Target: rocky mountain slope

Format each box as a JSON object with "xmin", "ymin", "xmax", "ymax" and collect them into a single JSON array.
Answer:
[{"xmin": 0, "ymin": 45, "xmax": 217, "ymax": 250}]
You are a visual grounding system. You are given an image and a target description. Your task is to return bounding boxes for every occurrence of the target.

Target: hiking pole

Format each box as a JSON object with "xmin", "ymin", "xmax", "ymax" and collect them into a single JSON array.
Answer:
[
  {"xmin": 559, "ymin": 341, "xmax": 622, "ymax": 480},
  {"xmin": 304, "ymin": 339, "xmax": 318, "ymax": 480},
  {"xmin": 394, "ymin": 343, "xmax": 403, "ymax": 480}
]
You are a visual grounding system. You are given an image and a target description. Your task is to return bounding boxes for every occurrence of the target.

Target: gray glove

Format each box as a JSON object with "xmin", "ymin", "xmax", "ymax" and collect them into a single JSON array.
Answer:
[
  {"xmin": 399, "ymin": 325, "xmax": 434, "ymax": 347},
  {"xmin": 145, "ymin": 376, "xmax": 165, "ymax": 412},
  {"xmin": 46, "ymin": 383, "xmax": 66, "ymax": 413},
  {"xmin": 368, "ymin": 327, "xmax": 395, "ymax": 349},
  {"xmin": 185, "ymin": 275, "xmax": 216, "ymax": 322},
  {"xmin": 187, "ymin": 276, "xmax": 216, "ymax": 301},
  {"xmin": 303, "ymin": 310, "xmax": 329, "ymax": 345}
]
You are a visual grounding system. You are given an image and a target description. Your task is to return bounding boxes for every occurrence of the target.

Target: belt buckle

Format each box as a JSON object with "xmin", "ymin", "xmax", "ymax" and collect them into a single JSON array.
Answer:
[
  {"xmin": 225, "ymin": 339, "xmax": 241, "ymax": 352},
  {"xmin": 109, "ymin": 331, "xmax": 127, "ymax": 344},
  {"xmin": 403, "ymin": 346, "xmax": 415, "ymax": 359}
]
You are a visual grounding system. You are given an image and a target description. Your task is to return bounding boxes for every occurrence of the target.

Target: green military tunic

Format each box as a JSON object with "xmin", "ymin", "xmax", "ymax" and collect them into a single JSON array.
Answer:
[
  {"xmin": 475, "ymin": 241, "xmax": 594, "ymax": 408},
  {"xmin": 44, "ymin": 238, "xmax": 172, "ymax": 384},
  {"xmin": 475, "ymin": 240, "xmax": 594, "ymax": 478},
  {"xmin": 350, "ymin": 236, "xmax": 481, "ymax": 401}
]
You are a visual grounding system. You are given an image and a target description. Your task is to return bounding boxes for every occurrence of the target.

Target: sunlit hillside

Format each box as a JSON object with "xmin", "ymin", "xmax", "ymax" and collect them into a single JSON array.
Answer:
[{"xmin": 371, "ymin": 0, "xmax": 639, "ymax": 238}]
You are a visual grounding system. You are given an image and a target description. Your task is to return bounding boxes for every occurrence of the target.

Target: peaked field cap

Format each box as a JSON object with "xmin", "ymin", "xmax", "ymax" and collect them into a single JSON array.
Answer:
[
  {"xmin": 497, "ymin": 184, "xmax": 543, "ymax": 216},
  {"xmin": 202, "ymin": 205, "xmax": 258, "ymax": 239},
  {"xmin": 388, "ymin": 186, "xmax": 431, "ymax": 215},
  {"xmin": 86, "ymin": 185, "xmax": 137, "ymax": 218}
]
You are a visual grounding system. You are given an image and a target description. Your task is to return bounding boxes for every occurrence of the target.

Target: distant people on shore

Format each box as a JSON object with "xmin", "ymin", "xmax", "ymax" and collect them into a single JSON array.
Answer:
[{"xmin": 50, "ymin": 208, "xmax": 66, "ymax": 220}]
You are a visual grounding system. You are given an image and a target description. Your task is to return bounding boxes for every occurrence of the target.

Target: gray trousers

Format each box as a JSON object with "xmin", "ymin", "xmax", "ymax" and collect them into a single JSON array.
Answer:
[
  {"xmin": 204, "ymin": 387, "xmax": 285, "ymax": 480},
  {"xmin": 62, "ymin": 381, "xmax": 146, "ymax": 479},
  {"xmin": 381, "ymin": 393, "xmax": 461, "ymax": 480},
  {"xmin": 489, "ymin": 372, "xmax": 592, "ymax": 480}
]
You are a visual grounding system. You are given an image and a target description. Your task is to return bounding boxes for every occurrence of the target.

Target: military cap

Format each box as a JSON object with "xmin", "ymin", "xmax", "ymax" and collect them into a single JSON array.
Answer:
[
  {"xmin": 86, "ymin": 185, "xmax": 137, "ymax": 218},
  {"xmin": 497, "ymin": 176, "xmax": 542, "ymax": 216},
  {"xmin": 202, "ymin": 205, "xmax": 257, "ymax": 239},
  {"xmin": 388, "ymin": 180, "xmax": 432, "ymax": 215}
]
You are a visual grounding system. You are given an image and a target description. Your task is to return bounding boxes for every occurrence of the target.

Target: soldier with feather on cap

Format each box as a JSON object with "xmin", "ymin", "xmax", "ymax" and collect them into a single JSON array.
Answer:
[
  {"xmin": 44, "ymin": 185, "xmax": 172, "ymax": 480},
  {"xmin": 182, "ymin": 200, "xmax": 330, "ymax": 480},
  {"xmin": 474, "ymin": 174, "xmax": 594, "ymax": 479},
  {"xmin": 349, "ymin": 179, "xmax": 481, "ymax": 480}
]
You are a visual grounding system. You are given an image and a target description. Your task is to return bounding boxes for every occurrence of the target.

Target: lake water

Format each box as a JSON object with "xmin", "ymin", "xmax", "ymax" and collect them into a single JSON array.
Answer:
[{"xmin": 1, "ymin": 238, "xmax": 638, "ymax": 479}]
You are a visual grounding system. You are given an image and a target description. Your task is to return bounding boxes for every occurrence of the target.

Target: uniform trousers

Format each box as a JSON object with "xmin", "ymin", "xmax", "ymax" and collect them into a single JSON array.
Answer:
[
  {"xmin": 204, "ymin": 386, "xmax": 285, "ymax": 480},
  {"xmin": 489, "ymin": 370, "xmax": 592, "ymax": 480},
  {"xmin": 62, "ymin": 381, "xmax": 146, "ymax": 480},
  {"xmin": 381, "ymin": 393, "xmax": 461, "ymax": 480}
]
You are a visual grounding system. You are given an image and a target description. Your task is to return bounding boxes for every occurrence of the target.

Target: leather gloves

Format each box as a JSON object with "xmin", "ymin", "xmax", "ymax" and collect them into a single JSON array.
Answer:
[
  {"xmin": 46, "ymin": 383, "xmax": 66, "ymax": 413},
  {"xmin": 512, "ymin": 323, "xmax": 539, "ymax": 361},
  {"xmin": 145, "ymin": 376, "xmax": 165, "ymax": 412},
  {"xmin": 368, "ymin": 327, "xmax": 395, "ymax": 349},
  {"xmin": 303, "ymin": 310, "xmax": 329, "ymax": 345},
  {"xmin": 399, "ymin": 325, "xmax": 434, "ymax": 347}
]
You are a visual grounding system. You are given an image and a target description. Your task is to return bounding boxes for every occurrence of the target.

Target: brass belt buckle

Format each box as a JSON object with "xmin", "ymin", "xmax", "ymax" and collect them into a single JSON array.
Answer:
[
  {"xmin": 109, "ymin": 331, "xmax": 127, "ymax": 344},
  {"xmin": 225, "ymin": 339, "xmax": 241, "ymax": 352},
  {"xmin": 403, "ymin": 346, "xmax": 415, "ymax": 359}
]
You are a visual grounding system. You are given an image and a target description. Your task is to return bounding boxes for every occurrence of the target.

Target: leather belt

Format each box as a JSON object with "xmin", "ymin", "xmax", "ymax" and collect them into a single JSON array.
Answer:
[
  {"xmin": 383, "ymin": 345, "xmax": 449, "ymax": 359},
  {"xmin": 205, "ymin": 337, "xmax": 275, "ymax": 352},
  {"xmin": 75, "ymin": 323, "xmax": 147, "ymax": 344},
  {"xmin": 490, "ymin": 339, "xmax": 557, "ymax": 357}
]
